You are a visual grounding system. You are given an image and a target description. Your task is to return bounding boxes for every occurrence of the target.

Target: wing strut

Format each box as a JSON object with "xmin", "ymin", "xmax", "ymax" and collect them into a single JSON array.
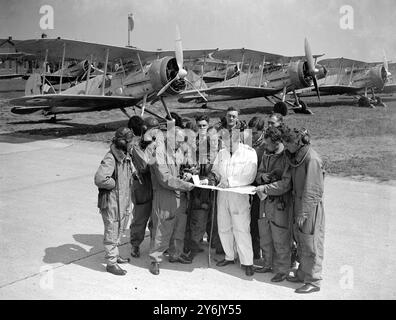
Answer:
[
  {"xmin": 119, "ymin": 107, "xmax": 131, "ymax": 118},
  {"xmin": 281, "ymin": 86, "xmax": 287, "ymax": 102},
  {"xmin": 101, "ymin": 48, "xmax": 109, "ymax": 96},
  {"xmin": 200, "ymin": 54, "xmax": 206, "ymax": 89},
  {"xmin": 136, "ymin": 52, "xmax": 144, "ymax": 72},
  {"xmin": 245, "ymin": 58, "xmax": 253, "ymax": 86},
  {"xmin": 140, "ymin": 94, "xmax": 147, "ymax": 117},
  {"xmin": 237, "ymin": 49, "xmax": 245, "ymax": 87},
  {"xmin": 348, "ymin": 62, "xmax": 355, "ymax": 86},
  {"xmin": 59, "ymin": 42, "xmax": 66, "ymax": 94},
  {"xmin": 85, "ymin": 54, "xmax": 93, "ymax": 94},
  {"xmin": 160, "ymin": 96, "xmax": 173, "ymax": 119},
  {"xmin": 42, "ymin": 49, "xmax": 48, "ymax": 95},
  {"xmin": 119, "ymin": 58, "xmax": 126, "ymax": 79},
  {"xmin": 223, "ymin": 58, "xmax": 229, "ymax": 84},
  {"xmin": 259, "ymin": 55, "xmax": 266, "ymax": 88}
]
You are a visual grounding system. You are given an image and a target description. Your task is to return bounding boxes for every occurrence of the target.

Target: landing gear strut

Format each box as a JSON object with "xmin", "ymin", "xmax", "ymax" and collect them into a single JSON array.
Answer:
[{"xmin": 291, "ymin": 91, "xmax": 313, "ymax": 115}]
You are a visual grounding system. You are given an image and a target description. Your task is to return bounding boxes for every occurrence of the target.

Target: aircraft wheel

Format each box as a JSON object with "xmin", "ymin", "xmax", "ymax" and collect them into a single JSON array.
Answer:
[
  {"xmin": 358, "ymin": 96, "xmax": 372, "ymax": 108},
  {"xmin": 273, "ymin": 102, "xmax": 288, "ymax": 116},
  {"xmin": 299, "ymin": 100, "xmax": 308, "ymax": 111},
  {"xmin": 375, "ymin": 96, "xmax": 387, "ymax": 107}
]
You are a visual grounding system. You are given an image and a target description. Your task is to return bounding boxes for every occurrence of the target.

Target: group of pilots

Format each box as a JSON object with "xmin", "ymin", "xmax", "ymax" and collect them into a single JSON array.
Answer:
[{"xmin": 94, "ymin": 107, "xmax": 325, "ymax": 294}]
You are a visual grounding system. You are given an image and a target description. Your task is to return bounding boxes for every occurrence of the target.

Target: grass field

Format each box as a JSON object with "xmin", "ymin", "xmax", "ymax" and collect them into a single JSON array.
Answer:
[{"xmin": 1, "ymin": 95, "xmax": 395, "ymax": 183}]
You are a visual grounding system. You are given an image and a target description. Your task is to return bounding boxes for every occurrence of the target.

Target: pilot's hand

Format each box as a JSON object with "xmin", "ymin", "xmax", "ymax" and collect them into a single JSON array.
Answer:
[
  {"xmin": 260, "ymin": 173, "xmax": 272, "ymax": 184},
  {"xmin": 255, "ymin": 185, "xmax": 266, "ymax": 193},
  {"xmin": 217, "ymin": 181, "xmax": 229, "ymax": 188},
  {"xmin": 296, "ymin": 216, "xmax": 306, "ymax": 229},
  {"xmin": 183, "ymin": 172, "xmax": 193, "ymax": 181}
]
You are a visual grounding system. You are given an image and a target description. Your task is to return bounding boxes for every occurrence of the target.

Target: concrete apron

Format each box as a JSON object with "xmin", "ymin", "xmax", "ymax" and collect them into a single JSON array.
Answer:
[{"xmin": 0, "ymin": 135, "xmax": 395, "ymax": 299}]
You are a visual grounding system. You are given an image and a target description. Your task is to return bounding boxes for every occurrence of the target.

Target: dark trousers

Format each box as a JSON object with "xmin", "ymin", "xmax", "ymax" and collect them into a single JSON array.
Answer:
[
  {"xmin": 185, "ymin": 208, "xmax": 209, "ymax": 252},
  {"xmin": 130, "ymin": 201, "xmax": 152, "ymax": 247},
  {"xmin": 206, "ymin": 202, "xmax": 223, "ymax": 252},
  {"xmin": 149, "ymin": 192, "xmax": 188, "ymax": 263},
  {"xmin": 294, "ymin": 201, "xmax": 325, "ymax": 287},
  {"xmin": 250, "ymin": 194, "xmax": 261, "ymax": 259}
]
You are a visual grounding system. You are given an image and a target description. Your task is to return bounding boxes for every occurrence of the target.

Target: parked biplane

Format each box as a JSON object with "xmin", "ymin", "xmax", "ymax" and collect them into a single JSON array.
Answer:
[
  {"xmin": 178, "ymin": 38, "xmax": 327, "ymax": 115},
  {"xmin": 296, "ymin": 55, "xmax": 393, "ymax": 108},
  {"xmin": 9, "ymin": 27, "xmax": 215, "ymax": 121}
]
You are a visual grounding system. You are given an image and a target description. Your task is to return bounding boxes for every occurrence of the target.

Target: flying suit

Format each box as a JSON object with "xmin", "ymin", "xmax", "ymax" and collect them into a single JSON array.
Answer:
[
  {"xmin": 129, "ymin": 139, "xmax": 154, "ymax": 247},
  {"xmin": 149, "ymin": 142, "xmax": 194, "ymax": 263},
  {"xmin": 94, "ymin": 144, "xmax": 135, "ymax": 265},
  {"xmin": 269, "ymin": 145, "xmax": 325, "ymax": 287},
  {"xmin": 289, "ymin": 145, "xmax": 325, "ymax": 287},
  {"xmin": 256, "ymin": 144, "xmax": 292, "ymax": 274},
  {"xmin": 211, "ymin": 143, "xmax": 257, "ymax": 266}
]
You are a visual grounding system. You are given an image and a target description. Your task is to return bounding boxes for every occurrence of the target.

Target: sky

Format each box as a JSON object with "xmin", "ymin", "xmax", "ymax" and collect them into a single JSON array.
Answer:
[{"xmin": 1, "ymin": 0, "xmax": 396, "ymax": 62}]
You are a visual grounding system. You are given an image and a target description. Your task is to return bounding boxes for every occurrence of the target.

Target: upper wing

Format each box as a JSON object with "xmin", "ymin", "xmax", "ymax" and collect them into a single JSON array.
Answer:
[
  {"xmin": 153, "ymin": 48, "xmax": 218, "ymax": 61},
  {"xmin": 212, "ymin": 49, "xmax": 285, "ymax": 64},
  {"xmin": 14, "ymin": 38, "xmax": 157, "ymax": 64},
  {"xmin": 14, "ymin": 38, "xmax": 218, "ymax": 65},
  {"xmin": 178, "ymin": 86, "xmax": 281, "ymax": 102},
  {"xmin": 318, "ymin": 58, "xmax": 370, "ymax": 69},
  {"xmin": 10, "ymin": 94, "xmax": 141, "ymax": 114},
  {"xmin": 212, "ymin": 48, "xmax": 324, "ymax": 64}
]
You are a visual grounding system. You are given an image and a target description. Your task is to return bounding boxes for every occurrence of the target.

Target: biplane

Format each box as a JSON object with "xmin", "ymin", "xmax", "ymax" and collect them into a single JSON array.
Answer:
[
  {"xmin": 296, "ymin": 55, "xmax": 393, "ymax": 108},
  {"xmin": 178, "ymin": 38, "xmax": 327, "ymax": 115},
  {"xmin": 9, "ymin": 27, "xmax": 216, "ymax": 121}
]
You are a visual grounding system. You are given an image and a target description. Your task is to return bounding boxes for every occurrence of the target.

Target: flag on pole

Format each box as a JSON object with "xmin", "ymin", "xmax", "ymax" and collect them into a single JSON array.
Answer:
[{"xmin": 128, "ymin": 13, "xmax": 134, "ymax": 32}]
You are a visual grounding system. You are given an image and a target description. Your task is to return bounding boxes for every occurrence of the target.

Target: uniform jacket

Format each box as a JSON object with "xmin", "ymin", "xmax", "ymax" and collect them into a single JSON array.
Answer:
[
  {"xmin": 286, "ymin": 145, "xmax": 325, "ymax": 219},
  {"xmin": 263, "ymin": 145, "xmax": 325, "ymax": 219},
  {"xmin": 256, "ymin": 144, "xmax": 292, "ymax": 222},
  {"xmin": 94, "ymin": 144, "xmax": 135, "ymax": 221},
  {"xmin": 150, "ymin": 141, "xmax": 194, "ymax": 197},
  {"xmin": 129, "ymin": 139, "xmax": 155, "ymax": 205}
]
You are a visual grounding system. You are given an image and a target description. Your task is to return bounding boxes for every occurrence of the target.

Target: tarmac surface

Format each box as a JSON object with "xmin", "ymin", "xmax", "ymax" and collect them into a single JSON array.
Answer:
[{"xmin": 0, "ymin": 135, "xmax": 395, "ymax": 300}]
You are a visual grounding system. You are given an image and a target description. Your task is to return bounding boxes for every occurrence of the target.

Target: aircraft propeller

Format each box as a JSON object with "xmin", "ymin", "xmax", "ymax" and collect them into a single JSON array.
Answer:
[
  {"xmin": 157, "ymin": 25, "xmax": 208, "ymax": 101},
  {"xmin": 305, "ymin": 38, "xmax": 321, "ymax": 101},
  {"xmin": 156, "ymin": 25, "xmax": 188, "ymax": 96},
  {"xmin": 383, "ymin": 49, "xmax": 392, "ymax": 79}
]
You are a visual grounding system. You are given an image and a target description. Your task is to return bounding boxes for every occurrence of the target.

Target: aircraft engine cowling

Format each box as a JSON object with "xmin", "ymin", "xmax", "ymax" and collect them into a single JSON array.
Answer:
[
  {"xmin": 148, "ymin": 56, "xmax": 186, "ymax": 95},
  {"xmin": 288, "ymin": 61, "xmax": 327, "ymax": 90},
  {"xmin": 368, "ymin": 64, "xmax": 388, "ymax": 89},
  {"xmin": 288, "ymin": 61, "xmax": 312, "ymax": 90}
]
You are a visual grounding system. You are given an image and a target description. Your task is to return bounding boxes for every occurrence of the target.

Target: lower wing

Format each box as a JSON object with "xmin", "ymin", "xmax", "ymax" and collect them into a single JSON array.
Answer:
[
  {"xmin": 178, "ymin": 86, "xmax": 281, "ymax": 103},
  {"xmin": 10, "ymin": 94, "xmax": 141, "ymax": 114},
  {"xmin": 296, "ymin": 85, "xmax": 363, "ymax": 97}
]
